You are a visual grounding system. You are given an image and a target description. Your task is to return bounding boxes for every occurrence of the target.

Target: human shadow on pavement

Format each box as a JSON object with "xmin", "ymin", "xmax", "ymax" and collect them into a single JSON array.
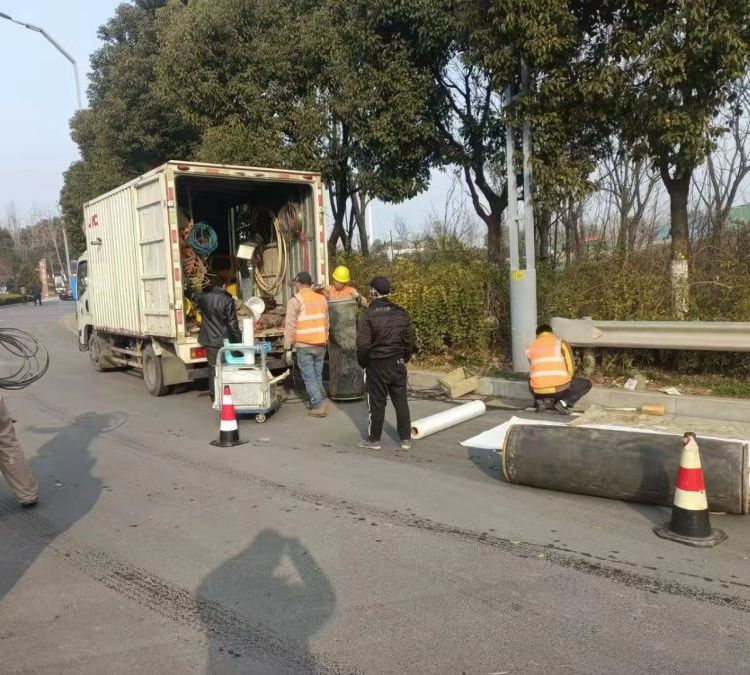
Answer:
[
  {"xmin": 197, "ymin": 529, "xmax": 336, "ymax": 674},
  {"xmin": 0, "ymin": 412, "xmax": 120, "ymax": 601}
]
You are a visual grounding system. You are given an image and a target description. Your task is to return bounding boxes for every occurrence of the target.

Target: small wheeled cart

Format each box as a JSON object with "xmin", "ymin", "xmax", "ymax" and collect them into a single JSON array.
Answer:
[{"xmin": 213, "ymin": 342, "xmax": 289, "ymax": 423}]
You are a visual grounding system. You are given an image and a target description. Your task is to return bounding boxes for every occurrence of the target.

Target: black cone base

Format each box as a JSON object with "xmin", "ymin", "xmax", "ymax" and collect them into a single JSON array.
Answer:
[
  {"xmin": 654, "ymin": 504, "xmax": 727, "ymax": 547},
  {"xmin": 210, "ymin": 430, "xmax": 249, "ymax": 447}
]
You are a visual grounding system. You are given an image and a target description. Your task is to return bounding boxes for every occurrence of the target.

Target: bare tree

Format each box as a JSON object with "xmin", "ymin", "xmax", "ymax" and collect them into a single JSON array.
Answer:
[
  {"xmin": 692, "ymin": 75, "xmax": 750, "ymax": 246},
  {"xmin": 598, "ymin": 138, "xmax": 660, "ymax": 259},
  {"xmin": 421, "ymin": 170, "xmax": 480, "ymax": 249}
]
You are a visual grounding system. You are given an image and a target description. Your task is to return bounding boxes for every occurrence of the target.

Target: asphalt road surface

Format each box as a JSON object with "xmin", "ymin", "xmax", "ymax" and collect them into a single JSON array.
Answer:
[{"xmin": 1, "ymin": 301, "xmax": 748, "ymax": 674}]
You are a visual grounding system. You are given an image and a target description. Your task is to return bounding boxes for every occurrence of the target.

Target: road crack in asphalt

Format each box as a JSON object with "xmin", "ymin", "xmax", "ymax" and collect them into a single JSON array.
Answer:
[{"xmin": 24, "ymin": 394, "xmax": 750, "ymax": 615}]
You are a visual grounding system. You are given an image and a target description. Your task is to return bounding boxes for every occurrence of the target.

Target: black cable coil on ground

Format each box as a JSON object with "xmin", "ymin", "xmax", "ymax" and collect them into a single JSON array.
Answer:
[{"xmin": 0, "ymin": 328, "xmax": 50, "ymax": 390}]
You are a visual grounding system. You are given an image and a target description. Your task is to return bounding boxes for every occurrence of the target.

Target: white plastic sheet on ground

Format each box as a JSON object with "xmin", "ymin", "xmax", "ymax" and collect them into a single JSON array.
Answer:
[
  {"xmin": 411, "ymin": 400, "xmax": 486, "ymax": 440},
  {"xmin": 459, "ymin": 416, "xmax": 565, "ymax": 450}
]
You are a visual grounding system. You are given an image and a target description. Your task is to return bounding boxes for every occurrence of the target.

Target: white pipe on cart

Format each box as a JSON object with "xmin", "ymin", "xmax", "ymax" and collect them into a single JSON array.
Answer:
[
  {"xmin": 268, "ymin": 370, "xmax": 290, "ymax": 386},
  {"xmin": 411, "ymin": 400, "xmax": 487, "ymax": 440},
  {"xmin": 241, "ymin": 318, "xmax": 255, "ymax": 364}
]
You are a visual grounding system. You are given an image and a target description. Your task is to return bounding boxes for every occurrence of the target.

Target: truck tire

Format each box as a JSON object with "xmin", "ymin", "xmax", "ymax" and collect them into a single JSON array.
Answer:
[
  {"xmin": 89, "ymin": 331, "xmax": 116, "ymax": 371},
  {"xmin": 142, "ymin": 345, "xmax": 170, "ymax": 397}
]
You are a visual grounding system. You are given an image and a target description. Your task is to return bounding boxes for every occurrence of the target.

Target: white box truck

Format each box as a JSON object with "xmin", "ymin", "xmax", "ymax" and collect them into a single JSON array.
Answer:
[{"xmin": 76, "ymin": 160, "xmax": 328, "ymax": 396}]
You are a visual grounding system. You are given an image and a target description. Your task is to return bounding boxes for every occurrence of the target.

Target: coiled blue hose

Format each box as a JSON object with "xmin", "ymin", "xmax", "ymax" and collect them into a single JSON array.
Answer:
[{"xmin": 188, "ymin": 221, "xmax": 218, "ymax": 255}]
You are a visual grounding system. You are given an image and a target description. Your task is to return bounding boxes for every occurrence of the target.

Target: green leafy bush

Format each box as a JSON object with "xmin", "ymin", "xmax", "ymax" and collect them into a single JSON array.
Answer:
[
  {"xmin": 337, "ymin": 253, "xmax": 501, "ymax": 359},
  {"xmin": 336, "ymin": 236, "xmax": 750, "ymax": 380},
  {"xmin": 0, "ymin": 293, "xmax": 27, "ymax": 306}
]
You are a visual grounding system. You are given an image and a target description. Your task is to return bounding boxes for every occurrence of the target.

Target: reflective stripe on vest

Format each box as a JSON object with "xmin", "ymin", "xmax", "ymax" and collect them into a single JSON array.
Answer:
[
  {"xmin": 528, "ymin": 334, "xmax": 571, "ymax": 391},
  {"xmin": 295, "ymin": 288, "xmax": 327, "ymax": 345}
]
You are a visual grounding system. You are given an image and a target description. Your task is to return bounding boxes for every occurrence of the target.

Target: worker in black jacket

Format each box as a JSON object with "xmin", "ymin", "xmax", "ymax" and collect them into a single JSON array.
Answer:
[
  {"xmin": 197, "ymin": 279, "xmax": 242, "ymax": 403},
  {"xmin": 356, "ymin": 276, "xmax": 416, "ymax": 450}
]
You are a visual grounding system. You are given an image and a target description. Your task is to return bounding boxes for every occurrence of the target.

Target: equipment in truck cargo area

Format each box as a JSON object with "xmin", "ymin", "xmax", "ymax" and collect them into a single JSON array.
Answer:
[{"xmin": 77, "ymin": 161, "xmax": 327, "ymax": 397}]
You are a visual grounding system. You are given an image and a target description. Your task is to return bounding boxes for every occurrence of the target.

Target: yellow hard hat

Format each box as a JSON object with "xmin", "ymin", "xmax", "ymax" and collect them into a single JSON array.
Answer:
[{"xmin": 332, "ymin": 265, "xmax": 350, "ymax": 284}]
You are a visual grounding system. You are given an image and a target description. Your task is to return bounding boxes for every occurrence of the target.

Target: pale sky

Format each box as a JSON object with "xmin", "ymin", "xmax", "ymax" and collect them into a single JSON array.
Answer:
[{"xmin": 0, "ymin": 0, "xmax": 451, "ymax": 240}]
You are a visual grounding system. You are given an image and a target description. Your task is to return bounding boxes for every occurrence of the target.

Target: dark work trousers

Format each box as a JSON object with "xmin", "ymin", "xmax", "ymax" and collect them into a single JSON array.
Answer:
[
  {"xmin": 206, "ymin": 346, "xmax": 219, "ymax": 402},
  {"xmin": 532, "ymin": 376, "xmax": 592, "ymax": 408},
  {"xmin": 365, "ymin": 357, "xmax": 411, "ymax": 442}
]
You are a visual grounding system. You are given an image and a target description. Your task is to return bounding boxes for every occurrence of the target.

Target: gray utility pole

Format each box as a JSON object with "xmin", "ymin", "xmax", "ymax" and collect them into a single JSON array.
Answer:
[
  {"xmin": 1, "ymin": 10, "xmax": 81, "ymax": 286},
  {"xmin": 504, "ymin": 58, "xmax": 538, "ymax": 373}
]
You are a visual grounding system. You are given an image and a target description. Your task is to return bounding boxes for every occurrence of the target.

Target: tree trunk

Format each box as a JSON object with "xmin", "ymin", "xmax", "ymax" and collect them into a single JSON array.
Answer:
[
  {"xmin": 327, "ymin": 216, "xmax": 348, "ymax": 261},
  {"xmin": 350, "ymin": 193, "xmax": 370, "ymax": 256},
  {"xmin": 663, "ymin": 171, "xmax": 691, "ymax": 318},
  {"xmin": 486, "ymin": 213, "xmax": 505, "ymax": 264},
  {"xmin": 327, "ymin": 178, "xmax": 350, "ymax": 261},
  {"xmin": 536, "ymin": 207, "xmax": 552, "ymax": 263},
  {"xmin": 615, "ymin": 211, "xmax": 628, "ymax": 260}
]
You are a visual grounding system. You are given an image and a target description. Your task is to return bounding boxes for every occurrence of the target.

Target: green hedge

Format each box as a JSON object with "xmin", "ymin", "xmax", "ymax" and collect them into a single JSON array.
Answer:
[
  {"xmin": 339, "ymin": 254, "xmax": 502, "ymax": 359},
  {"xmin": 337, "ymin": 238, "xmax": 750, "ymax": 377},
  {"xmin": 0, "ymin": 293, "xmax": 29, "ymax": 306}
]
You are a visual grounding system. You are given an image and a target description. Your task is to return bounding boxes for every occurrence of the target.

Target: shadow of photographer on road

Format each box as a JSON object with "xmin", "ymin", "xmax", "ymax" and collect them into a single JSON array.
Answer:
[
  {"xmin": 0, "ymin": 411, "xmax": 123, "ymax": 602},
  {"xmin": 198, "ymin": 528, "xmax": 336, "ymax": 674}
]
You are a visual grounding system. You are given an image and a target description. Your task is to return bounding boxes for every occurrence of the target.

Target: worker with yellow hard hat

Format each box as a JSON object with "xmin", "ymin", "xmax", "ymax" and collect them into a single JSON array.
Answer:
[{"xmin": 321, "ymin": 265, "xmax": 368, "ymax": 307}]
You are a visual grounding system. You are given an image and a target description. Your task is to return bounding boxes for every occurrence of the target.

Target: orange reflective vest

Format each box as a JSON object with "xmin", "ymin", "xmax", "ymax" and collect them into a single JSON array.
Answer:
[
  {"xmin": 526, "ymin": 333, "xmax": 572, "ymax": 393},
  {"xmin": 327, "ymin": 285, "xmax": 358, "ymax": 302},
  {"xmin": 294, "ymin": 288, "xmax": 328, "ymax": 345}
]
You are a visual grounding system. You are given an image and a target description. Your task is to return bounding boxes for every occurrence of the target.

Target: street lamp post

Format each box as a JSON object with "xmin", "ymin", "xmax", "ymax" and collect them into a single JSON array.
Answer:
[
  {"xmin": 1, "ymin": 10, "xmax": 81, "ymax": 286},
  {"xmin": 0, "ymin": 11, "xmax": 82, "ymax": 109}
]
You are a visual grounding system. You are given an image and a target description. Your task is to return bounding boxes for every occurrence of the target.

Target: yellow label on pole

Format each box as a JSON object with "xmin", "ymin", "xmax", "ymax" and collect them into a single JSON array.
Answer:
[{"xmin": 512, "ymin": 270, "xmax": 525, "ymax": 281}]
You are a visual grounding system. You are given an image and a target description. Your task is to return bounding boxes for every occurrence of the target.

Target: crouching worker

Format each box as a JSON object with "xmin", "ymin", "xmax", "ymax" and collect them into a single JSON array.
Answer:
[
  {"xmin": 526, "ymin": 324, "xmax": 591, "ymax": 415},
  {"xmin": 356, "ymin": 276, "xmax": 416, "ymax": 450}
]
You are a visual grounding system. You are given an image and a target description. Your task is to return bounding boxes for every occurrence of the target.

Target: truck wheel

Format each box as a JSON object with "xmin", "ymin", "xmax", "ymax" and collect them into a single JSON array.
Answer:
[
  {"xmin": 142, "ymin": 345, "xmax": 170, "ymax": 396},
  {"xmin": 89, "ymin": 331, "xmax": 115, "ymax": 371}
]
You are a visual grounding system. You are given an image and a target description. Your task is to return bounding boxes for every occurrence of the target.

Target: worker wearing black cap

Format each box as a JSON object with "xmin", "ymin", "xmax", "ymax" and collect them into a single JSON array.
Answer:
[{"xmin": 356, "ymin": 276, "xmax": 416, "ymax": 450}]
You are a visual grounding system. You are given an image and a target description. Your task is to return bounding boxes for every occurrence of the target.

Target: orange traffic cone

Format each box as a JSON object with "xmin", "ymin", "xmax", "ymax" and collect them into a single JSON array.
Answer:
[
  {"xmin": 210, "ymin": 386, "xmax": 248, "ymax": 447},
  {"xmin": 654, "ymin": 432, "xmax": 726, "ymax": 547}
]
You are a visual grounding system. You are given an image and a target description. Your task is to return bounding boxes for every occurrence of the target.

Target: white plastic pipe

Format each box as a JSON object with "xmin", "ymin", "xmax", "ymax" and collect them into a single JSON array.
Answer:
[
  {"xmin": 411, "ymin": 400, "xmax": 487, "ymax": 440},
  {"xmin": 241, "ymin": 318, "xmax": 255, "ymax": 365}
]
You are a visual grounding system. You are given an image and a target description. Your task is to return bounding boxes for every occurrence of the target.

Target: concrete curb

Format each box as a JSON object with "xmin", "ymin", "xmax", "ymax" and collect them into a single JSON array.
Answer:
[{"xmin": 408, "ymin": 369, "xmax": 750, "ymax": 423}]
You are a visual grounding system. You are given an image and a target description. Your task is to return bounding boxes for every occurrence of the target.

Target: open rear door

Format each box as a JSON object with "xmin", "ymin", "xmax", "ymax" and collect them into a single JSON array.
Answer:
[{"xmin": 135, "ymin": 175, "xmax": 175, "ymax": 337}]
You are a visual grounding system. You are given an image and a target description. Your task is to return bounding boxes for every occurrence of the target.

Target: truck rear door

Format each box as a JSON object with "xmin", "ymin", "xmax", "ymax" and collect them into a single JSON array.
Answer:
[{"xmin": 135, "ymin": 175, "xmax": 175, "ymax": 337}]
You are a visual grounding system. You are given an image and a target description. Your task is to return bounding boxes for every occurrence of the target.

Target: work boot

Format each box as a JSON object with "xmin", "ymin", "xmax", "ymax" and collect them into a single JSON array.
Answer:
[
  {"xmin": 309, "ymin": 403, "xmax": 327, "ymax": 418},
  {"xmin": 357, "ymin": 439, "xmax": 381, "ymax": 450},
  {"xmin": 554, "ymin": 400, "xmax": 572, "ymax": 415}
]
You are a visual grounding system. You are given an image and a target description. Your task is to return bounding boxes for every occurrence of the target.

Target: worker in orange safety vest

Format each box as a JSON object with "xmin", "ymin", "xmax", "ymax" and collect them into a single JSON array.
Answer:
[
  {"xmin": 284, "ymin": 271, "xmax": 329, "ymax": 417},
  {"xmin": 318, "ymin": 265, "xmax": 368, "ymax": 307},
  {"xmin": 526, "ymin": 324, "xmax": 591, "ymax": 415}
]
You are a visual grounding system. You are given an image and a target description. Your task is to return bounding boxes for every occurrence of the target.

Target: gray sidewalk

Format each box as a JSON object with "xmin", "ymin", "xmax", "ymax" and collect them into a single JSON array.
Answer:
[{"xmin": 408, "ymin": 368, "xmax": 750, "ymax": 423}]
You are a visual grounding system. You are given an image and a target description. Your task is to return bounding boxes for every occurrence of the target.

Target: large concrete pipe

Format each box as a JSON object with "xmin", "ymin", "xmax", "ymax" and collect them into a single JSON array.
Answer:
[
  {"xmin": 502, "ymin": 425, "xmax": 749, "ymax": 514},
  {"xmin": 327, "ymin": 299, "xmax": 364, "ymax": 401}
]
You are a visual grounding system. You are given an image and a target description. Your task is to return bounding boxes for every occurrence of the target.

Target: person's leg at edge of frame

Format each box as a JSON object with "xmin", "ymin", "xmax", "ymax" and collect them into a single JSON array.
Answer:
[
  {"xmin": 296, "ymin": 348, "xmax": 324, "ymax": 413},
  {"xmin": 389, "ymin": 359, "xmax": 412, "ymax": 449},
  {"xmin": 358, "ymin": 364, "xmax": 387, "ymax": 449},
  {"xmin": 206, "ymin": 347, "xmax": 218, "ymax": 403},
  {"xmin": 0, "ymin": 396, "xmax": 39, "ymax": 506}
]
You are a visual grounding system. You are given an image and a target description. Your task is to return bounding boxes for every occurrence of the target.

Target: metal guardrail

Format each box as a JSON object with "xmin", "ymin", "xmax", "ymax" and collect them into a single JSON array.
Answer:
[{"xmin": 550, "ymin": 317, "xmax": 750, "ymax": 352}]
